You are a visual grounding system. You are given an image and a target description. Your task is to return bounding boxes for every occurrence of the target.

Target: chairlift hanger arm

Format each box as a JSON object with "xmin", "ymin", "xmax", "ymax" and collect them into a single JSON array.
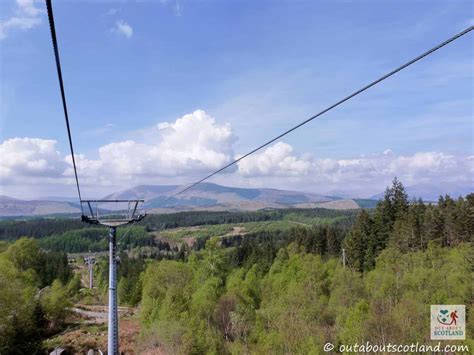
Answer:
[{"xmin": 80, "ymin": 199, "xmax": 146, "ymax": 226}]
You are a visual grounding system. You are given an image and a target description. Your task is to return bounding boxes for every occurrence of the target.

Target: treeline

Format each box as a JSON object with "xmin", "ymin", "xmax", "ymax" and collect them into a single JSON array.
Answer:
[
  {"xmin": 222, "ymin": 223, "xmax": 348, "ymax": 270},
  {"xmin": 344, "ymin": 178, "xmax": 473, "ymax": 272},
  {"xmin": 0, "ymin": 238, "xmax": 80, "ymax": 353},
  {"xmin": 140, "ymin": 208, "xmax": 357, "ymax": 231},
  {"xmin": 0, "ymin": 218, "xmax": 87, "ymax": 241},
  {"xmin": 0, "ymin": 208, "xmax": 356, "ymax": 241},
  {"xmin": 0, "ymin": 208, "xmax": 356, "ymax": 258},
  {"xmin": 0, "ymin": 208, "xmax": 357, "ymax": 254},
  {"xmin": 37, "ymin": 226, "xmax": 154, "ymax": 253}
]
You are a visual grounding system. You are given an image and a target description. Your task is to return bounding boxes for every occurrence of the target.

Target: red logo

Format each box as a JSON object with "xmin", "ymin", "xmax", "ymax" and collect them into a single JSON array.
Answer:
[{"xmin": 437, "ymin": 309, "xmax": 458, "ymax": 326}]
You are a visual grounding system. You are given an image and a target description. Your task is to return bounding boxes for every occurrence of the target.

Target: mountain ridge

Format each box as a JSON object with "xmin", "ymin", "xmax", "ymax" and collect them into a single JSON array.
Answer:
[
  {"xmin": 3, "ymin": 182, "xmax": 471, "ymax": 217},
  {"xmin": 1, "ymin": 183, "xmax": 368, "ymax": 216}
]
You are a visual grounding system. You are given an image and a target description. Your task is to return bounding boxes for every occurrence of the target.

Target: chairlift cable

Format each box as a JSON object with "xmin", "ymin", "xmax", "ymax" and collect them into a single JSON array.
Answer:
[
  {"xmin": 45, "ymin": 0, "xmax": 83, "ymax": 213},
  {"xmin": 164, "ymin": 26, "xmax": 473, "ymax": 205}
]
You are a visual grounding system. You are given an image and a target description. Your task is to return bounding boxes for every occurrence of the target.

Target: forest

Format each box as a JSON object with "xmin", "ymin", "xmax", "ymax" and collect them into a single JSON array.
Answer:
[
  {"xmin": 0, "ymin": 238, "xmax": 79, "ymax": 353},
  {"xmin": 0, "ymin": 179, "xmax": 472, "ymax": 353}
]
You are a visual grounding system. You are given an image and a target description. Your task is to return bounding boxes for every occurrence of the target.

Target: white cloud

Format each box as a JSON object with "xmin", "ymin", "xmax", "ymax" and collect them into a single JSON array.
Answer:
[
  {"xmin": 1, "ymin": 111, "xmax": 472, "ymax": 198},
  {"xmin": 0, "ymin": 137, "xmax": 67, "ymax": 183},
  {"xmin": 231, "ymin": 142, "xmax": 473, "ymax": 197},
  {"xmin": 237, "ymin": 142, "xmax": 311, "ymax": 177},
  {"xmin": 16, "ymin": 0, "xmax": 42, "ymax": 17},
  {"xmin": 156, "ymin": 110, "xmax": 236, "ymax": 171},
  {"xmin": 91, "ymin": 110, "xmax": 235, "ymax": 178},
  {"xmin": 0, "ymin": 0, "xmax": 44, "ymax": 40},
  {"xmin": 60, "ymin": 110, "xmax": 235, "ymax": 190},
  {"xmin": 113, "ymin": 20, "xmax": 133, "ymax": 38}
]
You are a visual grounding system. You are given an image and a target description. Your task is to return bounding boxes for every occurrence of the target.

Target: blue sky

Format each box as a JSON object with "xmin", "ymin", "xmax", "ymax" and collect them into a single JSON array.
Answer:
[{"xmin": 0, "ymin": 0, "xmax": 472, "ymax": 198}]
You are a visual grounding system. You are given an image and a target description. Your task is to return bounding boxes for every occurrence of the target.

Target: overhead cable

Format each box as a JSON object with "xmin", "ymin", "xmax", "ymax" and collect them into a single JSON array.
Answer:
[
  {"xmin": 45, "ymin": 0, "xmax": 83, "ymax": 211},
  {"xmin": 166, "ymin": 26, "xmax": 473, "ymax": 202}
]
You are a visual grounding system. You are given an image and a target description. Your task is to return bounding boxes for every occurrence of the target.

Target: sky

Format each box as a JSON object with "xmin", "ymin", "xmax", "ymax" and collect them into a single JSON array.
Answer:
[{"xmin": 0, "ymin": 0, "xmax": 473, "ymax": 199}]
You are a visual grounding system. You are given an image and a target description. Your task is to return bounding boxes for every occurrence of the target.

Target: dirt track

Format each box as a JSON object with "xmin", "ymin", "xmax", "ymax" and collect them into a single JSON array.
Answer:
[{"xmin": 72, "ymin": 305, "xmax": 135, "ymax": 324}]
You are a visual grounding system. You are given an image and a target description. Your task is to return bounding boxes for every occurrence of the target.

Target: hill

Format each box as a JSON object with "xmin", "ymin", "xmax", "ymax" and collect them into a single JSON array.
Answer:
[
  {"xmin": 0, "ymin": 195, "xmax": 80, "ymax": 217},
  {"xmin": 0, "ymin": 183, "xmax": 374, "ymax": 216},
  {"xmin": 104, "ymin": 182, "xmax": 364, "ymax": 212}
]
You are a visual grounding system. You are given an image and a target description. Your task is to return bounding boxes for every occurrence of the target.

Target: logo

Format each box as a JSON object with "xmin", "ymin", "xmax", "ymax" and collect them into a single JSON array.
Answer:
[{"xmin": 431, "ymin": 305, "xmax": 465, "ymax": 340}]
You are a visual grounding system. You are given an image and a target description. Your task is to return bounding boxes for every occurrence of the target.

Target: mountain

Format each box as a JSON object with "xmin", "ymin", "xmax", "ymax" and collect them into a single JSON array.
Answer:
[
  {"xmin": 0, "ymin": 183, "xmax": 380, "ymax": 217},
  {"xmin": 103, "ymin": 183, "xmax": 362, "ymax": 212},
  {"xmin": 104, "ymin": 185, "xmax": 179, "ymax": 201},
  {"xmin": 0, "ymin": 196, "xmax": 80, "ymax": 217},
  {"xmin": 39, "ymin": 196, "xmax": 80, "ymax": 203}
]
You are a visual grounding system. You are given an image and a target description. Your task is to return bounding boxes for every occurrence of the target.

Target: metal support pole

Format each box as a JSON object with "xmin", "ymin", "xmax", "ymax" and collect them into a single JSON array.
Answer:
[
  {"xmin": 89, "ymin": 262, "xmax": 93, "ymax": 289},
  {"xmin": 342, "ymin": 248, "xmax": 346, "ymax": 269},
  {"xmin": 108, "ymin": 227, "xmax": 119, "ymax": 355},
  {"xmin": 79, "ymin": 199, "xmax": 145, "ymax": 354}
]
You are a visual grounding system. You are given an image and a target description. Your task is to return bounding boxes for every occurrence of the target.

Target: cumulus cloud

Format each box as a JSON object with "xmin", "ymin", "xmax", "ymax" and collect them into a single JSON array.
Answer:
[
  {"xmin": 156, "ymin": 110, "xmax": 236, "ymax": 172},
  {"xmin": 48, "ymin": 110, "xmax": 235, "ymax": 190},
  {"xmin": 0, "ymin": 137, "xmax": 67, "ymax": 184},
  {"xmin": 78, "ymin": 110, "xmax": 233, "ymax": 181},
  {"xmin": 0, "ymin": 0, "xmax": 44, "ymax": 40},
  {"xmin": 234, "ymin": 145, "xmax": 473, "ymax": 196},
  {"xmin": 237, "ymin": 142, "xmax": 311, "ymax": 177},
  {"xmin": 1, "ymin": 111, "xmax": 472, "ymax": 198},
  {"xmin": 113, "ymin": 20, "xmax": 133, "ymax": 38},
  {"xmin": 269, "ymin": 145, "xmax": 467, "ymax": 183}
]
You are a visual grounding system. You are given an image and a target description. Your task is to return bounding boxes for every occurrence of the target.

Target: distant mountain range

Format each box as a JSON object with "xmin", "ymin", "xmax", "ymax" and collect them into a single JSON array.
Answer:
[
  {"xmin": 2, "ymin": 181, "xmax": 471, "ymax": 217},
  {"xmin": 103, "ymin": 183, "xmax": 366, "ymax": 212},
  {"xmin": 0, "ymin": 183, "xmax": 373, "ymax": 217},
  {"xmin": 0, "ymin": 195, "xmax": 80, "ymax": 217}
]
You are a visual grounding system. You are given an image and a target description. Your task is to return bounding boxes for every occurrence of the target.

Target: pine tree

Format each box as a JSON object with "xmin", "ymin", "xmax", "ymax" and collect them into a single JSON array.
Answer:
[
  {"xmin": 371, "ymin": 178, "xmax": 410, "ymax": 259},
  {"xmin": 344, "ymin": 210, "xmax": 372, "ymax": 272},
  {"xmin": 326, "ymin": 226, "xmax": 341, "ymax": 256},
  {"xmin": 440, "ymin": 194, "xmax": 458, "ymax": 246},
  {"xmin": 391, "ymin": 177, "xmax": 409, "ymax": 220},
  {"xmin": 454, "ymin": 195, "xmax": 474, "ymax": 243},
  {"xmin": 410, "ymin": 198, "xmax": 426, "ymax": 248},
  {"xmin": 422, "ymin": 205, "xmax": 444, "ymax": 245},
  {"xmin": 389, "ymin": 198, "xmax": 426, "ymax": 252},
  {"xmin": 372, "ymin": 188, "xmax": 393, "ymax": 255}
]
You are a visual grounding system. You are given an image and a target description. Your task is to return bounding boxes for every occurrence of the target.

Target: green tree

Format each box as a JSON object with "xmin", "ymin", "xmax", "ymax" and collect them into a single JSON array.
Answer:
[
  {"xmin": 40, "ymin": 279, "xmax": 71, "ymax": 331},
  {"xmin": 344, "ymin": 210, "xmax": 372, "ymax": 272},
  {"xmin": 141, "ymin": 260, "xmax": 194, "ymax": 325},
  {"xmin": 254, "ymin": 249, "xmax": 332, "ymax": 353},
  {"xmin": 6, "ymin": 237, "xmax": 41, "ymax": 274},
  {"xmin": 391, "ymin": 177, "xmax": 409, "ymax": 219},
  {"xmin": 337, "ymin": 299, "xmax": 368, "ymax": 344},
  {"xmin": 0, "ymin": 255, "xmax": 42, "ymax": 354},
  {"xmin": 422, "ymin": 204, "xmax": 444, "ymax": 245},
  {"xmin": 66, "ymin": 273, "xmax": 82, "ymax": 297},
  {"xmin": 199, "ymin": 237, "xmax": 229, "ymax": 280}
]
